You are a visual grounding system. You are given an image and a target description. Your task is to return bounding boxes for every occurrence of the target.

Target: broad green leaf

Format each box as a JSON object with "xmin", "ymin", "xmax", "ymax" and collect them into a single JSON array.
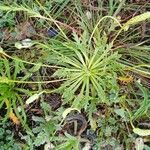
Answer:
[
  {"xmin": 133, "ymin": 128, "xmax": 150, "ymax": 137},
  {"xmin": 123, "ymin": 12, "xmax": 150, "ymax": 31},
  {"xmin": 0, "ymin": 5, "xmax": 12, "ymax": 11}
]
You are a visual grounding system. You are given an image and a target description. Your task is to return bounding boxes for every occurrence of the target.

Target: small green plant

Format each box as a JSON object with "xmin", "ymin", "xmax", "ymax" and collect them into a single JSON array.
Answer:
[
  {"xmin": 0, "ymin": 58, "xmax": 26, "ymax": 123},
  {"xmin": 32, "ymin": 115, "xmax": 56, "ymax": 147},
  {"xmin": 31, "ymin": 104, "xmax": 87, "ymax": 150},
  {"xmin": 0, "ymin": 11, "xmax": 16, "ymax": 28},
  {"xmin": 0, "ymin": 122, "xmax": 21, "ymax": 150},
  {"xmin": 52, "ymin": 32, "xmax": 123, "ymax": 109},
  {"xmin": 31, "ymin": 102, "xmax": 61, "ymax": 147},
  {"xmin": 0, "ymin": 54, "xmax": 37, "ymax": 134}
]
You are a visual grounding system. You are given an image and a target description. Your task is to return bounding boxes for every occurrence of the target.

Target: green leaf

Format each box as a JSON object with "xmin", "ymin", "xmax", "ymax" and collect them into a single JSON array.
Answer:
[
  {"xmin": 29, "ymin": 63, "xmax": 42, "ymax": 73},
  {"xmin": 3, "ymin": 59, "xmax": 11, "ymax": 79},
  {"xmin": 26, "ymin": 92, "xmax": 44, "ymax": 105},
  {"xmin": 123, "ymin": 12, "xmax": 150, "ymax": 31},
  {"xmin": 132, "ymin": 83, "xmax": 149, "ymax": 120},
  {"xmin": 32, "ymin": 116, "xmax": 45, "ymax": 123},
  {"xmin": 0, "ymin": 76, "xmax": 9, "ymax": 84},
  {"xmin": 54, "ymin": 0, "xmax": 65, "ymax": 3},
  {"xmin": 133, "ymin": 128, "xmax": 150, "ymax": 137},
  {"xmin": 34, "ymin": 131, "xmax": 47, "ymax": 147},
  {"xmin": 114, "ymin": 108, "xmax": 126, "ymax": 120}
]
